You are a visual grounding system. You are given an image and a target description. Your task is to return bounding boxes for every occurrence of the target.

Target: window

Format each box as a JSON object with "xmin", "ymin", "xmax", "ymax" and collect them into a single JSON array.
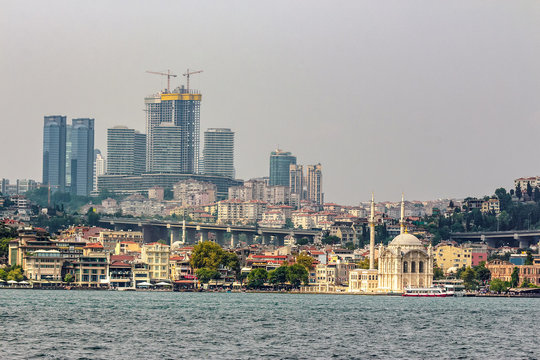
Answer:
[
  {"xmin": 419, "ymin": 261, "xmax": 424, "ymax": 273},
  {"xmin": 411, "ymin": 261, "xmax": 416, "ymax": 273},
  {"xmin": 403, "ymin": 261, "xmax": 408, "ymax": 273}
]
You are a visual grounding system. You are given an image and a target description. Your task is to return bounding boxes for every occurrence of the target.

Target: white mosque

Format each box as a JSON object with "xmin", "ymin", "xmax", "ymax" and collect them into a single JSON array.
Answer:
[{"xmin": 349, "ymin": 194, "xmax": 433, "ymax": 293}]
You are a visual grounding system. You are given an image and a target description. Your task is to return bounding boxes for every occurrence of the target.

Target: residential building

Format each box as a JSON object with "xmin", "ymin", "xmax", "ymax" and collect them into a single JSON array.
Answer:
[
  {"xmin": 173, "ymin": 180, "xmax": 216, "ymax": 206},
  {"xmin": 514, "ymin": 177, "xmax": 540, "ymax": 191},
  {"xmin": 481, "ymin": 198, "xmax": 500, "ymax": 214},
  {"xmin": 70, "ymin": 118, "xmax": 95, "ymax": 196},
  {"xmin": 217, "ymin": 199, "xmax": 268, "ymax": 225},
  {"xmin": 433, "ymin": 245, "xmax": 473, "ymax": 273},
  {"xmin": 73, "ymin": 244, "xmax": 109, "ymax": 287},
  {"xmin": 141, "ymin": 242, "xmax": 170, "ymax": 281},
  {"xmin": 228, "ymin": 179, "xmax": 289, "ymax": 205},
  {"xmin": 98, "ymin": 230, "xmax": 144, "ymax": 253},
  {"xmin": 148, "ymin": 186, "xmax": 164, "ymax": 201},
  {"xmin": 487, "ymin": 257, "xmax": 540, "ymax": 286},
  {"xmin": 43, "ymin": 115, "xmax": 67, "ymax": 192},
  {"xmin": 94, "ymin": 152, "xmax": 106, "ymax": 192},
  {"xmin": 25, "ymin": 250, "xmax": 64, "ymax": 282},
  {"xmin": 106, "ymin": 126, "xmax": 146, "ymax": 175},
  {"xmin": 305, "ymin": 164, "xmax": 323, "ymax": 205},
  {"xmin": 145, "ymin": 86, "xmax": 201, "ymax": 174},
  {"xmin": 269, "ymin": 149, "xmax": 296, "ymax": 186},
  {"xmin": 202, "ymin": 128, "xmax": 235, "ymax": 178},
  {"xmin": 289, "ymin": 164, "xmax": 304, "ymax": 208}
]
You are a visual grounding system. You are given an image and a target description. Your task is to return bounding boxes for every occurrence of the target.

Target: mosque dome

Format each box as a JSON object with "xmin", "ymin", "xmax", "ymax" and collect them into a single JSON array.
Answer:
[
  {"xmin": 171, "ymin": 241, "xmax": 183, "ymax": 249},
  {"xmin": 389, "ymin": 233, "xmax": 422, "ymax": 247}
]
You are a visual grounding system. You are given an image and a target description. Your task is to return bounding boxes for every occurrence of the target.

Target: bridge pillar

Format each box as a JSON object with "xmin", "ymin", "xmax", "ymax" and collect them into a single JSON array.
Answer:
[
  {"xmin": 170, "ymin": 228, "xmax": 180, "ymax": 245},
  {"xmin": 519, "ymin": 238, "xmax": 530, "ymax": 249},
  {"xmin": 261, "ymin": 233, "xmax": 272, "ymax": 245},
  {"xmin": 276, "ymin": 234, "xmax": 285, "ymax": 247},
  {"xmin": 200, "ymin": 230, "xmax": 209, "ymax": 243},
  {"xmin": 185, "ymin": 229, "xmax": 197, "ymax": 244},
  {"xmin": 230, "ymin": 232, "xmax": 238, "ymax": 248},
  {"xmin": 484, "ymin": 238, "xmax": 497, "ymax": 248},
  {"xmin": 245, "ymin": 233, "xmax": 254, "ymax": 245},
  {"xmin": 215, "ymin": 231, "xmax": 225, "ymax": 246}
]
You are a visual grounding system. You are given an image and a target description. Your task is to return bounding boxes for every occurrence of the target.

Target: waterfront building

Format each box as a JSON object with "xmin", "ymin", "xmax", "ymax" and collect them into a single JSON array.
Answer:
[
  {"xmin": 109, "ymin": 255, "xmax": 134, "ymax": 288},
  {"xmin": 202, "ymin": 128, "xmax": 235, "ymax": 178},
  {"xmin": 486, "ymin": 257, "xmax": 540, "ymax": 286},
  {"xmin": 73, "ymin": 243, "xmax": 109, "ymax": 288},
  {"xmin": 145, "ymin": 86, "xmax": 201, "ymax": 174},
  {"xmin": 70, "ymin": 118, "xmax": 95, "ymax": 196},
  {"xmin": 43, "ymin": 115, "xmax": 67, "ymax": 192},
  {"xmin": 106, "ymin": 126, "xmax": 146, "ymax": 176},
  {"xmin": 305, "ymin": 164, "xmax": 323, "ymax": 205},
  {"xmin": 433, "ymin": 245, "xmax": 473, "ymax": 273},
  {"xmin": 141, "ymin": 242, "xmax": 170, "ymax": 281},
  {"xmin": 314, "ymin": 261, "xmax": 356, "ymax": 290},
  {"xmin": 24, "ymin": 249, "xmax": 64, "ymax": 282},
  {"xmin": 133, "ymin": 261, "xmax": 151, "ymax": 286},
  {"xmin": 269, "ymin": 149, "xmax": 296, "ymax": 187}
]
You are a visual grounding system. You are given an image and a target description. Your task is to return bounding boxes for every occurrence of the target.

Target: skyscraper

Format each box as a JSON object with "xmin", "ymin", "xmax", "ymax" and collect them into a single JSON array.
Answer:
[
  {"xmin": 202, "ymin": 128, "xmax": 235, "ymax": 178},
  {"xmin": 152, "ymin": 123, "xmax": 183, "ymax": 173},
  {"xmin": 145, "ymin": 86, "xmax": 201, "ymax": 174},
  {"xmin": 70, "ymin": 118, "xmax": 95, "ymax": 196},
  {"xmin": 289, "ymin": 164, "xmax": 304, "ymax": 207},
  {"xmin": 305, "ymin": 164, "xmax": 323, "ymax": 205},
  {"xmin": 65, "ymin": 124, "xmax": 72, "ymax": 188},
  {"xmin": 107, "ymin": 126, "xmax": 146, "ymax": 175},
  {"xmin": 94, "ymin": 151, "xmax": 106, "ymax": 192},
  {"xmin": 43, "ymin": 115, "xmax": 67, "ymax": 192},
  {"xmin": 269, "ymin": 149, "xmax": 296, "ymax": 186}
]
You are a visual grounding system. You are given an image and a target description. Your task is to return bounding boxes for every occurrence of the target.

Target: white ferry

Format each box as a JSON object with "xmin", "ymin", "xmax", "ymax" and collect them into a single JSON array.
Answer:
[{"xmin": 402, "ymin": 287, "xmax": 449, "ymax": 297}]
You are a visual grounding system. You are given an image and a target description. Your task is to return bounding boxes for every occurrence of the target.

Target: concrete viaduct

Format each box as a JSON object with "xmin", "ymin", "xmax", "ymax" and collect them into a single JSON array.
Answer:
[
  {"xmin": 450, "ymin": 230, "xmax": 540, "ymax": 249},
  {"xmin": 99, "ymin": 217, "xmax": 322, "ymax": 248}
]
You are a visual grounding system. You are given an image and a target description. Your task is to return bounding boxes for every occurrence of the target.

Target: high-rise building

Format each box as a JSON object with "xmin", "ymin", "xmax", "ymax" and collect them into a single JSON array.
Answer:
[
  {"xmin": 70, "ymin": 118, "xmax": 95, "ymax": 196},
  {"xmin": 202, "ymin": 128, "xmax": 235, "ymax": 178},
  {"xmin": 269, "ymin": 149, "xmax": 296, "ymax": 187},
  {"xmin": 145, "ymin": 86, "xmax": 201, "ymax": 174},
  {"xmin": 43, "ymin": 115, "xmax": 67, "ymax": 192},
  {"xmin": 289, "ymin": 164, "xmax": 304, "ymax": 207},
  {"xmin": 107, "ymin": 126, "xmax": 146, "ymax": 175},
  {"xmin": 152, "ymin": 123, "xmax": 183, "ymax": 173},
  {"xmin": 306, "ymin": 164, "xmax": 323, "ymax": 205},
  {"xmin": 94, "ymin": 152, "xmax": 106, "ymax": 192},
  {"xmin": 65, "ymin": 124, "xmax": 72, "ymax": 188}
]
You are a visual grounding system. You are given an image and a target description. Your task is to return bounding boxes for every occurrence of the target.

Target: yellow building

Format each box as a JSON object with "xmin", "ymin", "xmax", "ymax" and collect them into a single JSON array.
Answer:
[
  {"xmin": 114, "ymin": 241, "xmax": 142, "ymax": 255},
  {"xmin": 349, "ymin": 269, "xmax": 378, "ymax": 293},
  {"xmin": 25, "ymin": 250, "xmax": 64, "ymax": 282},
  {"xmin": 141, "ymin": 242, "xmax": 170, "ymax": 281},
  {"xmin": 434, "ymin": 245, "xmax": 472, "ymax": 273},
  {"xmin": 99, "ymin": 230, "xmax": 143, "ymax": 253}
]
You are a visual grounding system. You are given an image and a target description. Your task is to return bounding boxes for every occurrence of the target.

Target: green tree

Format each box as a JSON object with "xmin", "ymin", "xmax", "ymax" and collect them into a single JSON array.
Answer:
[
  {"xmin": 286, "ymin": 264, "xmax": 308, "ymax": 287},
  {"xmin": 221, "ymin": 252, "xmax": 241, "ymax": 279},
  {"xmin": 7, "ymin": 267, "xmax": 24, "ymax": 282},
  {"xmin": 295, "ymin": 252, "xmax": 314, "ymax": 271},
  {"xmin": 489, "ymin": 278, "xmax": 508, "ymax": 293},
  {"xmin": 515, "ymin": 184, "xmax": 522, "ymax": 200},
  {"xmin": 510, "ymin": 267, "xmax": 520, "ymax": 287},
  {"xmin": 247, "ymin": 268, "xmax": 268, "ymax": 288},
  {"xmin": 0, "ymin": 268, "xmax": 7, "ymax": 281},
  {"xmin": 284, "ymin": 219, "xmax": 294, "ymax": 229},
  {"xmin": 296, "ymin": 238, "xmax": 309, "ymax": 246},
  {"xmin": 357, "ymin": 258, "xmax": 378, "ymax": 270},
  {"xmin": 433, "ymin": 266, "xmax": 445, "ymax": 280},
  {"xmin": 86, "ymin": 208, "xmax": 101, "ymax": 227},
  {"xmin": 190, "ymin": 241, "xmax": 225, "ymax": 271},
  {"xmin": 460, "ymin": 267, "xmax": 477, "ymax": 290},
  {"xmin": 321, "ymin": 235, "xmax": 340, "ymax": 245},
  {"xmin": 196, "ymin": 267, "xmax": 220, "ymax": 284},
  {"xmin": 268, "ymin": 266, "xmax": 288, "ymax": 286},
  {"xmin": 526, "ymin": 182, "xmax": 533, "ymax": 198},
  {"xmin": 473, "ymin": 262, "xmax": 491, "ymax": 283},
  {"xmin": 64, "ymin": 274, "xmax": 74, "ymax": 283}
]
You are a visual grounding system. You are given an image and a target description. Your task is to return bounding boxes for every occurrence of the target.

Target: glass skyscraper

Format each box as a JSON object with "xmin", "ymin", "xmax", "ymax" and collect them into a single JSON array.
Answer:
[
  {"xmin": 269, "ymin": 149, "xmax": 296, "ymax": 186},
  {"xmin": 107, "ymin": 126, "xmax": 146, "ymax": 175},
  {"xmin": 145, "ymin": 86, "xmax": 201, "ymax": 174},
  {"xmin": 42, "ymin": 115, "xmax": 67, "ymax": 192},
  {"xmin": 202, "ymin": 128, "xmax": 235, "ymax": 178},
  {"xmin": 70, "ymin": 118, "xmax": 95, "ymax": 196}
]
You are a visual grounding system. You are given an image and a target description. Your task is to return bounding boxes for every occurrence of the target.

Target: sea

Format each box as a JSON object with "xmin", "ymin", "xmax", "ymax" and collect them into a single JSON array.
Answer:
[{"xmin": 0, "ymin": 290, "xmax": 538, "ymax": 360}]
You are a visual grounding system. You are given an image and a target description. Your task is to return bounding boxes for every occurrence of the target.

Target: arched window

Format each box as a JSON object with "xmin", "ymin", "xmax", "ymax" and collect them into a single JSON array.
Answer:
[
  {"xmin": 403, "ymin": 261, "xmax": 408, "ymax": 273},
  {"xmin": 419, "ymin": 261, "xmax": 424, "ymax": 273},
  {"xmin": 411, "ymin": 261, "xmax": 416, "ymax": 273}
]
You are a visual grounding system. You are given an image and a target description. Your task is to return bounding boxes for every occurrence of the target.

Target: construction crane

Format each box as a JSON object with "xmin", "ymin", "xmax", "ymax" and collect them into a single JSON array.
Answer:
[
  {"xmin": 183, "ymin": 69, "xmax": 203, "ymax": 91},
  {"xmin": 146, "ymin": 70, "xmax": 178, "ymax": 92}
]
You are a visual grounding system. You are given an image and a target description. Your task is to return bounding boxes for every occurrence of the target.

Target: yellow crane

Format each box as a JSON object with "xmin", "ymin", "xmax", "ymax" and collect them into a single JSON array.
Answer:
[
  {"xmin": 183, "ymin": 69, "xmax": 203, "ymax": 91},
  {"xmin": 146, "ymin": 70, "xmax": 178, "ymax": 92}
]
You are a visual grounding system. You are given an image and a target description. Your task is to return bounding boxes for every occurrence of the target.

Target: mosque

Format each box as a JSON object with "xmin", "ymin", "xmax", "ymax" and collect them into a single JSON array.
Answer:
[{"xmin": 349, "ymin": 194, "xmax": 434, "ymax": 293}]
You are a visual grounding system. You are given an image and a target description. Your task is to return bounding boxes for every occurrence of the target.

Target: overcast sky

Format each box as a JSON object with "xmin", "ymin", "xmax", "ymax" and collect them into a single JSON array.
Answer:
[{"xmin": 1, "ymin": 1, "xmax": 539, "ymax": 204}]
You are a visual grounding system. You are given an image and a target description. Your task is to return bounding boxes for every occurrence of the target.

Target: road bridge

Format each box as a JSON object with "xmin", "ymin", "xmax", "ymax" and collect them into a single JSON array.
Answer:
[
  {"xmin": 450, "ymin": 230, "xmax": 540, "ymax": 248},
  {"xmin": 98, "ymin": 217, "xmax": 322, "ymax": 248}
]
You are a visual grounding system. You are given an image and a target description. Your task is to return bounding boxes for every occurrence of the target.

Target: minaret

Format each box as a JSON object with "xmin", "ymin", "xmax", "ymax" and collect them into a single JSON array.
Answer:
[
  {"xmin": 369, "ymin": 193, "xmax": 376, "ymax": 270},
  {"xmin": 399, "ymin": 193, "xmax": 405, "ymax": 235}
]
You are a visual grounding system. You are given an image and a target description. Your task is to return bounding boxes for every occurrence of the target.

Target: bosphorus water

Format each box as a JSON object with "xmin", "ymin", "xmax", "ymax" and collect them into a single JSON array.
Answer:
[{"xmin": 1, "ymin": 290, "xmax": 538, "ymax": 359}]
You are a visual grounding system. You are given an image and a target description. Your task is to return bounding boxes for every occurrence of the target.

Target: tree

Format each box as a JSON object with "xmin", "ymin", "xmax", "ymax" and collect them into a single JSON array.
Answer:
[
  {"xmin": 6, "ymin": 267, "xmax": 24, "ymax": 282},
  {"xmin": 534, "ymin": 188, "xmax": 540, "ymax": 203},
  {"xmin": 247, "ymin": 268, "xmax": 268, "ymax": 288},
  {"xmin": 284, "ymin": 219, "xmax": 294, "ymax": 229},
  {"xmin": 516, "ymin": 184, "xmax": 522, "ymax": 200},
  {"xmin": 64, "ymin": 274, "xmax": 74, "ymax": 283},
  {"xmin": 190, "ymin": 241, "xmax": 225, "ymax": 271},
  {"xmin": 511, "ymin": 267, "xmax": 520, "ymax": 287},
  {"xmin": 196, "ymin": 267, "xmax": 220, "ymax": 284},
  {"xmin": 460, "ymin": 267, "xmax": 477, "ymax": 290},
  {"xmin": 295, "ymin": 252, "xmax": 314, "ymax": 271},
  {"xmin": 433, "ymin": 266, "xmax": 445, "ymax": 280},
  {"xmin": 287, "ymin": 264, "xmax": 308, "ymax": 287},
  {"xmin": 473, "ymin": 262, "xmax": 491, "ymax": 283},
  {"xmin": 357, "ymin": 258, "xmax": 378, "ymax": 270},
  {"xmin": 489, "ymin": 278, "xmax": 508, "ymax": 293},
  {"xmin": 526, "ymin": 182, "xmax": 533, "ymax": 198},
  {"xmin": 268, "ymin": 266, "xmax": 288, "ymax": 286},
  {"xmin": 222, "ymin": 252, "xmax": 241, "ymax": 279},
  {"xmin": 86, "ymin": 208, "xmax": 100, "ymax": 226},
  {"xmin": 321, "ymin": 235, "xmax": 340, "ymax": 245},
  {"xmin": 296, "ymin": 238, "xmax": 309, "ymax": 246}
]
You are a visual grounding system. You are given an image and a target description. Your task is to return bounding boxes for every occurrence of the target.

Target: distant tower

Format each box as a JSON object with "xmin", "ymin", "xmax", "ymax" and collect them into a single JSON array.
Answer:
[
  {"xmin": 289, "ymin": 164, "xmax": 304, "ymax": 208},
  {"xmin": 369, "ymin": 193, "xmax": 376, "ymax": 270},
  {"xmin": 145, "ymin": 86, "xmax": 201, "ymax": 174},
  {"xmin": 269, "ymin": 149, "xmax": 296, "ymax": 186},
  {"xmin": 305, "ymin": 164, "xmax": 323, "ymax": 205},
  {"xmin": 151, "ymin": 123, "xmax": 183, "ymax": 173},
  {"xmin": 400, "ymin": 193, "xmax": 405, "ymax": 234},
  {"xmin": 107, "ymin": 126, "xmax": 146, "ymax": 175},
  {"xmin": 70, "ymin": 118, "xmax": 95, "ymax": 196},
  {"xmin": 94, "ymin": 151, "xmax": 106, "ymax": 192},
  {"xmin": 42, "ymin": 115, "xmax": 67, "ymax": 192},
  {"xmin": 202, "ymin": 128, "xmax": 235, "ymax": 178}
]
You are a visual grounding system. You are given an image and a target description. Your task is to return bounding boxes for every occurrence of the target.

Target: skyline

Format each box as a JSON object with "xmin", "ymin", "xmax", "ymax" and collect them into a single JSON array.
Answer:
[{"xmin": 1, "ymin": 1, "xmax": 540, "ymax": 203}]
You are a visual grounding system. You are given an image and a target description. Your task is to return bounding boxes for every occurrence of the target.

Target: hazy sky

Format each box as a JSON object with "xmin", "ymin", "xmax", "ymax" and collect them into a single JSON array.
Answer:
[{"xmin": 1, "ymin": 1, "xmax": 539, "ymax": 204}]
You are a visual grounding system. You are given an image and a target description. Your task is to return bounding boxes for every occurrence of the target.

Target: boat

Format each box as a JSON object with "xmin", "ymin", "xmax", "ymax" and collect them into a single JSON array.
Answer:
[{"xmin": 402, "ymin": 287, "xmax": 449, "ymax": 297}]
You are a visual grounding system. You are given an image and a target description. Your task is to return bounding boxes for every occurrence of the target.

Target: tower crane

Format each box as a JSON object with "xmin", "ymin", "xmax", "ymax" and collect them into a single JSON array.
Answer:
[
  {"xmin": 183, "ymin": 69, "xmax": 203, "ymax": 91},
  {"xmin": 146, "ymin": 70, "xmax": 178, "ymax": 92}
]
